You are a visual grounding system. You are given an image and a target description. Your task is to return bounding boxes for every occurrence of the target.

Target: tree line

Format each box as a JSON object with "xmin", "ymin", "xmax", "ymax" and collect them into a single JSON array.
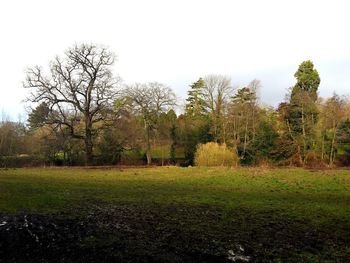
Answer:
[{"xmin": 1, "ymin": 43, "xmax": 350, "ymax": 167}]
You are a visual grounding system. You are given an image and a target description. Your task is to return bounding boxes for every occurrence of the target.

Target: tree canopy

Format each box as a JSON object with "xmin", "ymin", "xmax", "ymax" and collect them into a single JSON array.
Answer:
[{"xmin": 0, "ymin": 48, "xmax": 348, "ymax": 168}]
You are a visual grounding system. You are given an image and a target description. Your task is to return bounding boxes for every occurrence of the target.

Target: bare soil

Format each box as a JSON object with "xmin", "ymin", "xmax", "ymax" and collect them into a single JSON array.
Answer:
[{"xmin": 1, "ymin": 204, "xmax": 349, "ymax": 262}]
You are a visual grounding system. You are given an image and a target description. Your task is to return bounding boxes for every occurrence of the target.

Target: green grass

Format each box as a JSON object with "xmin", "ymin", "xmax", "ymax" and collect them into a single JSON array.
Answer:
[
  {"xmin": 1, "ymin": 167, "xmax": 350, "ymax": 261},
  {"xmin": 151, "ymin": 145, "xmax": 185, "ymax": 158},
  {"xmin": 1, "ymin": 167, "xmax": 349, "ymax": 224}
]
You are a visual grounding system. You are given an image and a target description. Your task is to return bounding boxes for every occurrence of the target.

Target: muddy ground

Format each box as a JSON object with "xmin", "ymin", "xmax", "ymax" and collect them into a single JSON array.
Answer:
[{"xmin": 1, "ymin": 204, "xmax": 349, "ymax": 262}]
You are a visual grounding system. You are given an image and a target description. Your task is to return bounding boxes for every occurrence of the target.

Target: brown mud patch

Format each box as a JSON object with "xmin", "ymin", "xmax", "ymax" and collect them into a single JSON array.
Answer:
[{"xmin": 1, "ymin": 204, "xmax": 349, "ymax": 262}]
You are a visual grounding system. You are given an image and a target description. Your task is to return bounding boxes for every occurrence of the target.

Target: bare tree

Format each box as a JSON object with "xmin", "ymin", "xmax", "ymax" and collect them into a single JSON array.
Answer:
[
  {"xmin": 202, "ymin": 75, "xmax": 233, "ymax": 142},
  {"xmin": 126, "ymin": 82, "xmax": 176, "ymax": 165},
  {"xmin": 24, "ymin": 44, "xmax": 121, "ymax": 165},
  {"xmin": 320, "ymin": 94, "xmax": 347, "ymax": 165},
  {"xmin": 228, "ymin": 80, "xmax": 260, "ymax": 159},
  {"xmin": 246, "ymin": 79, "xmax": 261, "ymax": 140}
]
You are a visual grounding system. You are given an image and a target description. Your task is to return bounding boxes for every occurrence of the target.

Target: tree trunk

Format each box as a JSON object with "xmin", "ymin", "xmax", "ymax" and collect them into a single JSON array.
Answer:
[
  {"xmin": 161, "ymin": 146, "xmax": 164, "ymax": 166},
  {"xmin": 286, "ymin": 119, "xmax": 294, "ymax": 140},
  {"xmin": 85, "ymin": 117, "xmax": 93, "ymax": 166},
  {"xmin": 252, "ymin": 105, "xmax": 256, "ymax": 141},
  {"xmin": 321, "ymin": 134, "xmax": 325, "ymax": 160},
  {"xmin": 145, "ymin": 125, "xmax": 152, "ymax": 165},
  {"xmin": 233, "ymin": 114, "xmax": 238, "ymax": 147},
  {"xmin": 301, "ymin": 104, "xmax": 306, "ymax": 163},
  {"xmin": 329, "ymin": 123, "xmax": 337, "ymax": 166},
  {"xmin": 213, "ymin": 113, "xmax": 218, "ymax": 143},
  {"xmin": 243, "ymin": 115, "xmax": 249, "ymax": 156}
]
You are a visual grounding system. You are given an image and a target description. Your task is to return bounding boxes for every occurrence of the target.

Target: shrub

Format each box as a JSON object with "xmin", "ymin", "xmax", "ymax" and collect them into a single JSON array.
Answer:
[
  {"xmin": 336, "ymin": 153, "xmax": 350, "ymax": 167},
  {"xmin": 255, "ymin": 158, "xmax": 273, "ymax": 168},
  {"xmin": 304, "ymin": 151, "xmax": 327, "ymax": 169},
  {"xmin": 194, "ymin": 142, "xmax": 238, "ymax": 167},
  {"xmin": 0, "ymin": 155, "xmax": 47, "ymax": 168},
  {"xmin": 288, "ymin": 153, "xmax": 304, "ymax": 167}
]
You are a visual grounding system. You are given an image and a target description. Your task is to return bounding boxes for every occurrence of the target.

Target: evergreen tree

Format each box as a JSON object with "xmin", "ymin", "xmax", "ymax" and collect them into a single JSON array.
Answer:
[
  {"xmin": 27, "ymin": 102, "xmax": 50, "ymax": 130},
  {"xmin": 286, "ymin": 60, "xmax": 321, "ymax": 162},
  {"xmin": 185, "ymin": 78, "xmax": 207, "ymax": 117},
  {"xmin": 292, "ymin": 60, "xmax": 320, "ymax": 100},
  {"xmin": 182, "ymin": 78, "xmax": 212, "ymax": 165},
  {"xmin": 228, "ymin": 80, "xmax": 260, "ymax": 163},
  {"xmin": 250, "ymin": 110, "xmax": 279, "ymax": 164}
]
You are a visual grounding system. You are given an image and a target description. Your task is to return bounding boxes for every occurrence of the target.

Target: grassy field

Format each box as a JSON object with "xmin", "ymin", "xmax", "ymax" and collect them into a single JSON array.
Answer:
[{"xmin": 1, "ymin": 167, "xmax": 350, "ymax": 262}]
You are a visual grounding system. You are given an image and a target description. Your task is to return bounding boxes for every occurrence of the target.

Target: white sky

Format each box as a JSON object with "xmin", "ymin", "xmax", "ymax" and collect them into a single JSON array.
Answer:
[{"xmin": 1, "ymin": 0, "xmax": 350, "ymax": 120}]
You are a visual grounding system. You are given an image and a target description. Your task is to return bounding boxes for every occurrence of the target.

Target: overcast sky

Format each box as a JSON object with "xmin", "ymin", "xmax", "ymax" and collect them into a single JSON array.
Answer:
[{"xmin": 1, "ymin": 0, "xmax": 350, "ymax": 120}]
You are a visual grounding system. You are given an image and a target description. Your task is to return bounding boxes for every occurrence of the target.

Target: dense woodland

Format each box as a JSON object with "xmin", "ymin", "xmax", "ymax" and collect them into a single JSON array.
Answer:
[{"xmin": 1, "ymin": 43, "xmax": 350, "ymax": 167}]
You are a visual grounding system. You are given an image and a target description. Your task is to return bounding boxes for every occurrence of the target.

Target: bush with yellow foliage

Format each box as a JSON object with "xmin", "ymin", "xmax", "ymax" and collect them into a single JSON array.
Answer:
[{"xmin": 194, "ymin": 142, "xmax": 238, "ymax": 167}]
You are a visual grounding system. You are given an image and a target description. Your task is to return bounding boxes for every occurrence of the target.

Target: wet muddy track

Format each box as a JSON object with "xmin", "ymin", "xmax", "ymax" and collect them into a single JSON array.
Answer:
[{"xmin": 1, "ymin": 204, "xmax": 349, "ymax": 262}]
